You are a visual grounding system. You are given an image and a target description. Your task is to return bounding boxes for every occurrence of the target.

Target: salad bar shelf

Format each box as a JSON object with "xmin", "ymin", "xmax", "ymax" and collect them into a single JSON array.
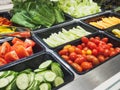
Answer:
[{"xmin": 0, "ymin": 0, "xmax": 120, "ymax": 90}]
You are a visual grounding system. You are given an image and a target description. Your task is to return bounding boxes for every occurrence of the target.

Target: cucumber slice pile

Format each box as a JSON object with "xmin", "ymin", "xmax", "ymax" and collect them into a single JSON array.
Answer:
[{"xmin": 0, "ymin": 60, "xmax": 65, "ymax": 90}]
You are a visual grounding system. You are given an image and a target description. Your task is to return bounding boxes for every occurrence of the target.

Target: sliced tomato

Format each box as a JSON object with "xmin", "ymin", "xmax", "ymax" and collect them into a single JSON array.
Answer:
[
  {"xmin": 24, "ymin": 39, "xmax": 35, "ymax": 47},
  {"xmin": 0, "ymin": 57, "xmax": 7, "ymax": 64},
  {"xmin": 0, "ymin": 42, "xmax": 11, "ymax": 57},
  {"xmin": 5, "ymin": 51, "xmax": 19, "ymax": 63},
  {"xmin": 12, "ymin": 37, "xmax": 24, "ymax": 44},
  {"xmin": 12, "ymin": 41, "xmax": 25, "ymax": 50},
  {"xmin": 26, "ymin": 46, "xmax": 33, "ymax": 55},
  {"xmin": 15, "ymin": 45, "xmax": 29, "ymax": 58}
]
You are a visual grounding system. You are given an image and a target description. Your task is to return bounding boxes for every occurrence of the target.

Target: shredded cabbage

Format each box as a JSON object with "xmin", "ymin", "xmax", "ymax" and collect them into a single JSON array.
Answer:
[{"xmin": 58, "ymin": 0, "xmax": 101, "ymax": 18}]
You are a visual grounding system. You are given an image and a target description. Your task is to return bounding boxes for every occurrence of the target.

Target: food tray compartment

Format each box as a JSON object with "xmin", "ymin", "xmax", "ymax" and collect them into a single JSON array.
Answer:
[
  {"xmin": 0, "ymin": 12, "xmax": 11, "ymax": 20},
  {"xmin": 54, "ymin": 32, "xmax": 120, "ymax": 75},
  {"xmin": 35, "ymin": 21, "xmax": 97, "ymax": 49},
  {"xmin": 0, "ymin": 36, "xmax": 45, "ymax": 69},
  {"xmin": 106, "ymin": 24, "xmax": 120, "ymax": 40},
  {"xmin": 0, "ymin": 52, "xmax": 74, "ymax": 90},
  {"xmin": 82, "ymin": 11, "xmax": 120, "ymax": 30}
]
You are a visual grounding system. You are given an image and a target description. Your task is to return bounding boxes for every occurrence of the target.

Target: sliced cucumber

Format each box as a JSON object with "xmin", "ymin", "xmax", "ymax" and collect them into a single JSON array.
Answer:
[
  {"xmin": 6, "ymin": 75, "xmax": 15, "ymax": 84},
  {"xmin": 39, "ymin": 60, "xmax": 52, "ymax": 69},
  {"xmin": 35, "ymin": 73, "xmax": 44, "ymax": 83},
  {"xmin": 28, "ymin": 72, "xmax": 35, "ymax": 86},
  {"xmin": 51, "ymin": 62, "xmax": 64, "ymax": 77},
  {"xmin": 6, "ymin": 79, "xmax": 18, "ymax": 90},
  {"xmin": 34, "ymin": 68, "xmax": 47, "ymax": 73},
  {"xmin": 16, "ymin": 73, "xmax": 29, "ymax": 90},
  {"xmin": 54, "ymin": 77, "xmax": 64, "ymax": 87},
  {"xmin": 0, "ymin": 71, "xmax": 5, "ymax": 78},
  {"xmin": 44, "ymin": 71, "xmax": 56, "ymax": 82},
  {"xmin": 39, "ymin": 83, "xmax": 51, "ymax": 90},
  {"xmin": 0, "ymin": 78, "xmax": 9, "ymax": 88},
  {"xmin": 3, "ymin": 71, "xmax": 15, "ymax": 78},
  {"xmin": 27, "ymin": 80, "xmax": 40, "ymax": 90},
  {"xmin": 20, "ymin": 69, "xmax": 32, "ymax": 74}
]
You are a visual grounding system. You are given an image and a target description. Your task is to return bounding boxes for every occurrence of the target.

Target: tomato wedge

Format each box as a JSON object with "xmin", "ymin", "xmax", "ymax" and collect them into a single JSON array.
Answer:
[
  {"xmin": 5, "ymin": 51, "xmax": 19, "ymax": 63},
  {"xmin": 15, "ymin": 45, "xmax": 29, "ymax": 58},
  {"xmin": 24, "ymin": 39, "xmax": 35, "ymax": 47},
  {"xmin": 0, "ymin": 57, "xmax": 7, "ymax": 64},
  {"xmin": 12, "ymin": 37, "xmax": 24, "ymax": 44},
  {"xmin": 26, "ymin": 46, "xmax": 33, "ymax": 55},
  {"xmin": 0, "ymin": 42, "xmax": 11, "ymax": 57}
]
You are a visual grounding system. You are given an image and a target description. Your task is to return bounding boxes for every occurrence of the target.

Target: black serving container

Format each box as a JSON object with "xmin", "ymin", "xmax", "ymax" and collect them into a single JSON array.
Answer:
[
  {"xmin": 105, "ymin": 24, "xmax": 120, "ymax": 41},
  {"xmin": 54, "ymin": 32, "xmax": 120, "ymax": 75},
  {"xmin": 0, "ymin": 12, "xmax": 11, "ymax": 20},
  {"xmin": 0, "ymin": 36, "xmax": 45, "ymax": 69},
  {"xmin": 81, "ymin": 11, "xmax": 120, "ymax": 31},
  {"xmin": 35, "ymin": 21, "xmax": 98, "ymax": 49},
  {"xmin": 0, "ymin": 52, "xmax": 74, "ymax": 90}
]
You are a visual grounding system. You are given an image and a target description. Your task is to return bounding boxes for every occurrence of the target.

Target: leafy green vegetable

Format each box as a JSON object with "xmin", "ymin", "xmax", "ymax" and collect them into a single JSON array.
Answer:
[
  {"xmin": 58, "ymin": 0, "xmax": 101, "ymax": 18},
  {"xmin": 11, "ymin": 0, "xmax": 65, "ymax": 29}
]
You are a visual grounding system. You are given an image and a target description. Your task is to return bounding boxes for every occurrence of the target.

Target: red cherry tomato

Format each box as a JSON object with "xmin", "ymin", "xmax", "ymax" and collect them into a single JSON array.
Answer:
[
  {"xmin": 92, "ymin": 49, "xmax": 98, "ymax": 56},
  {"xmin": 74, "ymin": 56, "xmax": 86, "ymax": 65},
  {"xmin": 81, "ymin": 62, "xmax": 93, "ymax": 71},
  {"xmin": 77, "ymin": 45, "xmax": 82, "ymax": 50},
  {"xmin": 81, "ymin": 37, "xmax": 89, "ymax": 44},
  {"xmin": 101, "ymin": 37, "xmax": 108, "ymax": 43},
  {"xmin": 59, "ymin": 49, "xmax": 69, "ymax": 56},
  {"xmin": 67, "ymin": 60, "xmax": 73, "ymax": 65},
  {"xmin": 61, "ymin": 55, "xmax": 70, "ymax": 61},
  {"xmin": 69, "ymin": 52, "xmax": 77, "ymax": 61},
  {"xmin": 72, "ymin": 63, "xmax": 83, "ymax": 72},
  {"xmin": 98, "ymin": 55, "xmax": 105, "ymax": 63},
  {"xmin": 87, "ymin": 41, "xmax": 97, "ymax": 49},
  {"xmin": 103, "ymin": 49, "xmax": 110, "ymax": 57}
]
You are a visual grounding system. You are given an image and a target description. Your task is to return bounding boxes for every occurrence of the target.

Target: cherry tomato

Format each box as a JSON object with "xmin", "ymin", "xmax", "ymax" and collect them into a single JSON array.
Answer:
[
  {"xmin": 81, "ymin": 62, "xmax": 92, "ymax": 71},
  {"xmin": 115, "ymin": 47, "xmax": 120, "ymax": 53},
  {"xmin": 86, "ymin": 49, "xmax": 92, "ymax": 55},
  {"xmin": 103, "ymin": 49, "xmax": 110, "ymax": 57},
  {"xmin": 75, "ymin": 47, "xmax": 82, "ymax": 54},
  {"xmin": 72, "ymin": 63, "xmax": 83, "ymax": 72},
  {"xmin": 107, "ymin": 43, "xmax": 113, "ymax": 48},
  {"xmin": 77, "ymin": 45, "xmax": 82, "ymax": 50},
  {"xmin": 81, "ymin": 43, "xmax": 86, "ymax": 48},
  {"xmin": 63, "ymin": 45, "xmax": 72, "ymax": 50},
  {"xmin": 91, "ymin": 56, "xmax": 100, "ymax": 66},
  {"xmin": 110, "ymin": 51, "xmax": 116, "ymax": 57},
  {"xmin": 98, "ymin": 55, "xmax": 105, "ymax": 63},
  {"xmin": 61, "ymin": 55, "xmax": 70, "ymax": 61},
  {"xmin": 98, "ymin": 46, "xmax": 104, "ymax": 55},
  {"xmin": 74, "ymin": 56, "xmax": 86, "ymax": 65},
  {"xmin": 69, "ymin": 52, "xmax": 77, "ymax": 61},
  {"xmin": 92, "ymin": 49, "xmax": 98, "ymax": 56},
  {"xmin": 94, "ymin": 39, "xmax": 100, "ymax": 45},
  {"xmin": 68, "ymin": 46, "xmax": 75, "ymax": 53},
  {"xmin": 59, "ymin": 49, "xmax": 68, "ymax": 55},
  {"xmin": 87, "ymin": 41, "xmax": 97, "ymax": 49},
  {"xmin": 95, "ymin": 36, "xmax": 100, "ymax": 40},
  {"xmin": 89, "ymin": 37, "xmax": 95, "ymax": 42},
  {"xmin": 67, "ymin": 60, "xmax": 73, "ymax": 65},
  {"xmin": 101, "ymin": 37, "xmax": 108, "ymax": 43},
  {"xmin": 81, "ymin": 37, "xmax": 89, "ymax": 44}
]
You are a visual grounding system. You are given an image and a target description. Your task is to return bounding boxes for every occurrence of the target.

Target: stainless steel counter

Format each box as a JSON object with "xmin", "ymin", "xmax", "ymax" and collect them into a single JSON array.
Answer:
[{"xmin": 60, "ymin": 54, "xmax": 120, "ymax": 90}]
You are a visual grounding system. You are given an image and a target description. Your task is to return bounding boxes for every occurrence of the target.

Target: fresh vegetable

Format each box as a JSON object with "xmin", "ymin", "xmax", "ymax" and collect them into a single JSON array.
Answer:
[
  {"xmin": 0, "ymin": 17, "xmax": 12, "ymax": 26},
  {"xmin": 43, "ymin": 26, "xmax": 91, "ymax": 47},
  {"xmin": 59, "ymin": 36, "xmax": 120, "ymax": 72},
  {"xmin": 0, "ymin": 60, "xmax": 65, "ymax": 90},
  {"xmin": 11, "ymin": 0, "xmax": 65, "ymax": 29},
  {"xmin": 58, "ymin": 0, "xmax": 101, "ymax": 18},
  {"xmin": 112, "ymin": 29, "xmax": 120, "ymax": 38},
  {"xmin": 89, "ymin": 16, "xmax": 120, "ymax": 29},
  {"xmin": 0, "ymin": 37, "xmax": 35, "ymax": 66}
]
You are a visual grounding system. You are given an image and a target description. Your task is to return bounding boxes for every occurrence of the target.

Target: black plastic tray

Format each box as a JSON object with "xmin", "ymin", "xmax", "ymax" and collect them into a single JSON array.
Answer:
[
  {"xmin": 0, "ymin": 12, "xmax": 11, "ymax": 20},
  {"xmin": 54, "ymin": 32, "xmax": 120, "ymax": 75},
  {"xmin": 105, "ymin": 24, "xmax": 120, "ymax": 41},
  {"xmin": 0, "ymin": 36, "xmax": 45, "ymax": 69},
  {"xmin": 35, "ymin": 21, "xmax": 98, "ymax": 49},
  {"xmin": 0, "ymin": 52, "xmax": 74, "ymax": 90},
  {"xmin": 81, "ymin": 11, "xmax": 120, "ymax": 31}
]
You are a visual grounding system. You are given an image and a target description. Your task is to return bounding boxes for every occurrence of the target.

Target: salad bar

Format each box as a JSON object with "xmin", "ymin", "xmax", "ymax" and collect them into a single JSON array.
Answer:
[{"xmin": 0, "ymin": 0, "xmax": 120, "ymax": 90}]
